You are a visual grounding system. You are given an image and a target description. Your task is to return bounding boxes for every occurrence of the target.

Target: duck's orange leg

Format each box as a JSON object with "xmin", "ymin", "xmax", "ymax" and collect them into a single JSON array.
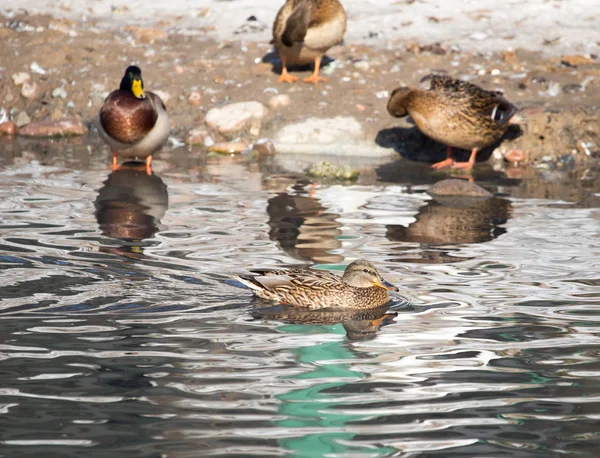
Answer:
[
  {"xmin": 112, "ymin": 152, "xmax": 119, "ymax": 171},
  {"xmin": 451, "ymin": 147, "xmax": 478, "ymax": 171},
  {"xmin": 145, "ymin": 155, "xmax": 153, "ymax": 176},
  {"xmin": 278, "ymin": 57, "xmax": 298, "ymax": 83},
  {"xmin": 431, "ymin": 146, "xmax": 455, "ymax": 170},
  {"xmin": 303, "ymin": 56, "xmax": 328, "ymax": 84}
]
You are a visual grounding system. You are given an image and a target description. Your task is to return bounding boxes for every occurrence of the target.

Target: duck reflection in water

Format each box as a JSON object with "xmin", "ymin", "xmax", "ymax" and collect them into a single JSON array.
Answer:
[
  {"xmin": 387, "ymin": 193, "xmax": 511, "ymax": 263},
  {"xmin": 253, "ymin": 306, "xmax": 397, "ymax": 341},
  {"xmin": 94, "ymin": 162, "xmax": 168, "ymax": 256},
  {"xmin": 266, "ymin": 184, "xmax": 343, "ymax": 264}
]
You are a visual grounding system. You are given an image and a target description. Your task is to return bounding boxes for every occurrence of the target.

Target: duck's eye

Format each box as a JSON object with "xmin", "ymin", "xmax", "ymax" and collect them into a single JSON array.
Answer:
[{"xmin": 363, "ymin": 268, "xmax": 369, "ymax": 273}]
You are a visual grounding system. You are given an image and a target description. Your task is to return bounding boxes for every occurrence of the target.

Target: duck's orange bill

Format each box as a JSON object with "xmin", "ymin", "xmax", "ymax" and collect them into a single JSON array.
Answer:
[{"xmin": 373, "ymin": 279, "xmax": 399, "ymax": 292}]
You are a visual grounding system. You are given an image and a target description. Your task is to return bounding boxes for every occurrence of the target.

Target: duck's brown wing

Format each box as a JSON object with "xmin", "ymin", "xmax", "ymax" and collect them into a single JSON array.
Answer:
[
  {"xmin": 99, "ymin": 90, "xmax": 158, "ymax": 144},
  {"xmin": 421, "ymin": 74, "xmax": 516, "ymax": 125},
  {"xmin": 281, "ymin": 0, "xmax": 312, "ymax": 47}
]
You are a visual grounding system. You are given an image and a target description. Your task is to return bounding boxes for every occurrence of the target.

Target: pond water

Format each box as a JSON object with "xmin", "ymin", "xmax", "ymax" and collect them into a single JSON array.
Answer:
[{"xmin": 1, "ymin": 139, "xmax": 600, "ymax": 457}]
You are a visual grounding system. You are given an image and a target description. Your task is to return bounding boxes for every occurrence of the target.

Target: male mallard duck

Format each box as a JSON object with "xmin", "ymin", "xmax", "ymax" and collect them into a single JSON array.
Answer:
[
  {"xmin": 272, "ymin": 0, "xmax": 347, "ymax": 84},
  {"xmin": 98, "ymin": 66, "xmax": 170, "ymax": 175},
  {"xmin": 235, "ymin": 259, "xmax": 398, "ymax": 310},
  {"xmin": 387, "ymin": 74, "xmax": 516, "ymax": 170}
]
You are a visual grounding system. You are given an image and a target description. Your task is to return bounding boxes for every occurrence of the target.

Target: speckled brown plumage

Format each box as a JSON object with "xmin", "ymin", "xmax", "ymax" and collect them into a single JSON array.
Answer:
[
  {"xmin": 99, "ymin": 91, "xmax": 160, "ymax": 145},
  {"xmin": 387, "ymin": 74, "xmax": 516, "ymax": 169},
  {"xmin": 235, "ymin": 259, "xmax": 398, "ymax": 310}
]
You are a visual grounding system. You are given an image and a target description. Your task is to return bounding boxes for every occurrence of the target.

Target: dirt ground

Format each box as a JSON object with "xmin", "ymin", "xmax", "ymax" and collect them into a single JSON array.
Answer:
[{"xmin": 1, "ymin": 13, "xmax": 599, "ymax": 167}]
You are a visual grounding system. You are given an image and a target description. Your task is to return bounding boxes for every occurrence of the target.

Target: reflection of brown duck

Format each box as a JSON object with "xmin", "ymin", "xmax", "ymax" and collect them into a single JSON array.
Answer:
[
  {"xmin": 253, "ymin": 305, "xmax": 397, "ymax": 340},
  {"xmin": 94, "ymin": 162, "xmax": 168, "ymax": 242},
  {"xmin": 267, "ymin": 192, "xmax": 343, "ymax": 264},
  {"xmin": 387, "ymin": 195, "xmax": 511, "ymax": 245}
]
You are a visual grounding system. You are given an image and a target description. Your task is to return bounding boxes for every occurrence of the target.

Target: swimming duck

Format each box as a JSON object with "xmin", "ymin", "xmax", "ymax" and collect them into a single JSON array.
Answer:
[
  {"xmin": 272, "ymin": 0, "xmax": 347, "ymax": 84},
  {"xmin": 235, "ymin": 259, "xmax": 398, "ymax": 309},
  {"xmin": 387, "ymin": 74, "xmax": 516, "ymax": 170},
  {"xmin": 98, "ymin": 66, "xmax": 170, "ymax": 175}
]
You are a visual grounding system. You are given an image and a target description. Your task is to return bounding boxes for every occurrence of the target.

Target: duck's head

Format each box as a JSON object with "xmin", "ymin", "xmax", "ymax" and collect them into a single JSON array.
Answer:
[
  {"xmin": 386, "ymin": 87, "xmax": 412, "ymax": 118},
  {"xmin": 120, "ymin": 65, "xmax": 145, "ymax": 99},
  {"xmin": 341, "ymin": 260, "xmax": 399, "ymax": 291}
]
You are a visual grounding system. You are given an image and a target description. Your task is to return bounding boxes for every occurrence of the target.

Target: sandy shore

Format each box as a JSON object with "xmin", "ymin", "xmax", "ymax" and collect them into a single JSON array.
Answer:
[{"xmin": 7, "ymin": 0, "xmax": 600, "ymax": 55}]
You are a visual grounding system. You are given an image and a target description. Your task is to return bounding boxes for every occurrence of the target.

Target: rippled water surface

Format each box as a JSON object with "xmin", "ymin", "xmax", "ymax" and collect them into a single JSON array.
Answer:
[{"xmin": 1, "ymin": 141, "xmax": 600, "ymax": 457}]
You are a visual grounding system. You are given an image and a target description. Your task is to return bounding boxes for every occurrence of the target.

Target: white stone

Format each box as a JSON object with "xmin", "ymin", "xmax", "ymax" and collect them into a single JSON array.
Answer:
[
  {"xmin": 152, "ymin": 89, "xmax": 171, "ymax": 105},
  {"xmin": 204, "ymin": 101, "xmax": 268, "ymax": 139},
  {"xmin": 52, "ymin": 87, "xmax": 67, "ymax": 99},
  {"xmin": 30, "ymin": 62, "xmax": 46, "ymax": 74},
  {"xmin": 268, "ymin": 94, "xmax": 291, "ymax": 109},
  {"xmin": 21, "ymin": 81, "xmax": 40, "ymax": 100},
  {"xmin": 275, "ymin": 116, "xmax": 363, "ymax": 146},
  {"xmin": 12, "ymin": 72, "xmax": 31, "ymax": 86}
]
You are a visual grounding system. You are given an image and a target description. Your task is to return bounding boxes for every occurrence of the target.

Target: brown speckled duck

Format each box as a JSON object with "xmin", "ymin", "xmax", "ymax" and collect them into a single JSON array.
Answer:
[
  {"xmin": 98, "ymin": 66, "xmax": 170, "ymax": 175},
  {"xmin": 235, "ymin": 259, "xmax": 398, "ymax": 310},
  {"xmin": 272, "ymin": 0, "xmax": 347, "ymax": 84},
  {"xmin": 387, "ymin": 74, "xmax": 516, "ymax": 170}
]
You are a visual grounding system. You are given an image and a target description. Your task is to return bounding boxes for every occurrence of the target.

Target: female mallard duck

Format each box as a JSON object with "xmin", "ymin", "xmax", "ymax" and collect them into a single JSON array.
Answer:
[
  {"xmin": 98, "ymin": 66, "xmax": 170, "ymax": 175},
  {"xmin": 387, "ymin": 74, "xmax": 516, "ymax": 170},
  {"xmin": 235, "ymin": 259, "xmax": 398, "ymax": 310},
  {"xmin": 272, "ymin": 0, "xmax": 347, "ymax": 84}
]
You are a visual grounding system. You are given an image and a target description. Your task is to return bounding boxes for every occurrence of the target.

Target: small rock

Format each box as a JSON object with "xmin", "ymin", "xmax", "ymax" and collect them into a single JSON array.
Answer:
[
  {"xmin": 501, "ymin": 49, "xmax": 517, "ymax": 64},
  {"xmin": 19, "ymin": 120, "xmax": 88, "ymax": 137},
  {"xmin": 504, "ymin": 149, "xmax": 526, "ymax": 164},
  {"xmin": 561, "ymin": 55, "xmax": 595, "ymax": 67},
  {"xmin": 562, "ymin": 83, "xmax": 584, "ymax": 94},
  {"xmin": 354, "ymin": 61, "xmax": 370, "ymax": 71},
  {"xmin": 0, "ymin": 121, "xmax": 18, "ymax": 135},
  {"xmin": 15, "ymin": 111, "xmax": 31, "ymax": 127},
  {"xmin": 153, "ymin": 90, "xmax": 171, "ymax": 106},
  {"xmin": 207, "ymin": 141, "xmax": 248, "ymax": 154},
  {"xmin": 21, "ymin": 81, "xmax": 40, "ymax": 100},
  {"xmin": 268, "ymin": 94, "xmax": 291, "ymax": 109},
  {"xmin": 186, "ymin": 127, "xmax": 210, "ymax": 145},
  {"xmin": 188, "ymin": 91, "xmax": 202, "ymax": 106},
  {"xmin": 12, "ymin": 72, "xmax": 30, "ymax": 86},
  {"xmin": 204, "ymin": 101, "xmax": 268, "ymax": 139},
  {"xmin": 428, "ymin": 179, "xmax": 492, "ymax": 198},
  {"xmin": 470, "ymin": 32, "xmax": 488, "ymax": 41},
  {"xmin": 126, "ymin": 26, "xmax": 168, "ymax": 43},
  {"xmin": 52, "ymin": 87, "xmax": 68, "ymax": 99},
  {"xmin": 29, "ymin": 62, "xmax": 46, "ymax": 75},
  {"xmin": 375, "ymin": 90, "xmax": 389, "ymax": 99},
  {"xmin": 252, "ymin": 138, "xmax": 276, "ymax": 156},
  {"xmin": 306, "ymin": 161, "xmax": 359, "ymax": 180}
]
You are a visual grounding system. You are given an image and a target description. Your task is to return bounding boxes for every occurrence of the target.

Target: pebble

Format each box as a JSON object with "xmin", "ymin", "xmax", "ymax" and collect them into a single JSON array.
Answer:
[
  {"xmin": 504, "ymin": 149, "xmax": 526, "ymax": 163},
  {"xmin": 375, "ymin": 90, "xmax": 389, "ymax": 99},
  {"xmin": 428, "ymin": 179, "xmax": 492, "ymax": 198},
  {"xmin": 252, "ymin": 138, "xmax": 276, "ymax": 156},
  {"xmin": 21, "ymin": 81, "xmax": 40, "ymax": 100},
  {"xmin": 153, "ymin": 90, "xmax": 171, "ymax": 105},
  {"xmin": 29, "ymin": 62, "xmax": 46, "ymax": 75},
  {"xmin": 470, "ymin": 32, "xmax": 488, "ymax": 41},
  {"xmin": 268, "ymin": 94, "xmax": 291, "ymax": 109},
  {"xmin": 204, "ymin": 101, "xmax": 268, "ymax": 139},
  {"xmin": 19, "ymin": 120, "xmax": 88, "ymax": 137},
  {"xmin": 186, "ymin": 127, "xmax": 210, "ymax": 145},
  {"xmin": 354, "ymin": 61, "xmax": 370, "ymax": 71},
  {"xmin": 0, "ymin": 121, "xmax": 18, "ymax": 135},
  {"xmin": 12, "ymin": 72, "xmax": 30, "ymax": 86},
  {"xmin": 52, "ymin": 87, "xmax": 67, "ymax": 99},
  {"xmin": 15, "ymin": 111, "xmax": 31, "ymax": 127},
  {"xmin": 188, "ymin": 91, "xmax": 202, "ymax": 106},
  {"xmin": 207, "ymin": 141, "xmax": 248, "ymax": 154}
]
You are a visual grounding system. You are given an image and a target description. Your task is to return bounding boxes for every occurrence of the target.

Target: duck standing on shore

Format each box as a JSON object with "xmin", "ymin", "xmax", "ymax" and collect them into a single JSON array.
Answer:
[
  {"xmin": 272, "ymin": 0, "xmax": 347, "ymax": 84},
  {"xmin": 98, "ymin": 66, "xmax": 170, "ymax": 175},
  {"xmin": 387, "ymin": 74, "xmax": 516, "ymax": 170},
  {"xmin": 235, "ymin": 259, "xmax": 398, "ymax": 310}
]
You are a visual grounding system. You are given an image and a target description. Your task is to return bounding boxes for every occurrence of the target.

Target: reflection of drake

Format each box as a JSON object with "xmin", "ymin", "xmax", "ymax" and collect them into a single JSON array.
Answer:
[
  {"xmin": 253, "ymin": 306, "xmax": 397, "ymax": 341},
  {"xmin": 387, "ymin": 195, "xmax": 511, "ymax": 245},
  {"xmin": 267, "ymin": 192, "xmax": 343, "ymax": 264},
  {"xmin": 94, "ymin": 162, "xmax": 168, "ymax": 241}
]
